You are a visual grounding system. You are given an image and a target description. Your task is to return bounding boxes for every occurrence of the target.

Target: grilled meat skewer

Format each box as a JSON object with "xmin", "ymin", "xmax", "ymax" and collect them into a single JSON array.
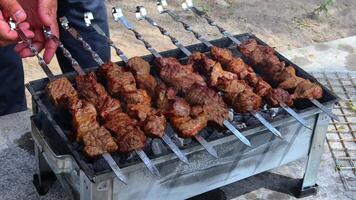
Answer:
[
  {"xmin": 46, "ymin": 77, "xmax": 118, "ymax": 157},
  {"xmin": 179, "ymin": 1, "xmax": 330, "ymax": 123},
  {"xmin": 127, "ymin": 57, "xmax": 208, "ymax": 138},
  {"xmin": 238, "ymin": 39, "xmax": 323, "ymax": 100},
  {"xmin": 207, "ymin": 47, "xmax": 294, "ymax": 108},
  {"xmin": 75, "ymin": 72, "xmax": 147, "ymax": 153},
  {"xmin": 155, "ymin": 57, "xmax": 230, "ymax": 127},
  {"xmin": 98, "ymin": 62, "xmax": 167, "ymax": 139}
]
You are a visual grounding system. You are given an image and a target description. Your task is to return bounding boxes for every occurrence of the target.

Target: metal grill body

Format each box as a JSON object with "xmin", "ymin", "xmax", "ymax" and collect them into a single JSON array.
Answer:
[{"xmin": 27, "ymin": 34, "xmax": 338, "ymax": 200}]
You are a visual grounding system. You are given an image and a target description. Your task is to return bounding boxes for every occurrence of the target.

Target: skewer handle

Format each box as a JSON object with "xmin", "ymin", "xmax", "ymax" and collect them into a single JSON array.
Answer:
[
  {"xmin": 59, "ymin": 17, "xmax": 105, "ymax": 66},
  {"xmin": 102, "ymin": 153, "xmax": 128, "ymax": 184},
  {"xmin": 112, "ymin": 7, "xmax": 162, "ymax": 58},
  {"xmin": 136, "ymin": 6, "xmax": 192, "ymax": 57},
  {"xmin": 135, "ymin": 150, "xmax": 161, "ymax": 178},
  {"xmin": 14, "ymin": 27, "xmax": 54, "ymax": 80},
  {"xmin": 43, "ymin": 27, "xmax": 86, "ymax": 76},
  {"xmin": 181, "ymin": 0, "xmax": 241, "ymax": 45},
  {"xmin": 161, "ymin": 8, "xmax": 213, "ymax": 48},
  {"xmin": 84, "ymin": 12, "xmax": 130, "ymax": 63}
]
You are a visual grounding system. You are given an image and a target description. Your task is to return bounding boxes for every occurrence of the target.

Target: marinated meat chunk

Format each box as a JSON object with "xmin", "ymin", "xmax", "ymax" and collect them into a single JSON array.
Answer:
[
  {"xmin": 265, "ymin": 88, "xmax": 293, "ymax": 107},
  {"xmin": 47, "ymin": 77, "xmax": 78, "ymax": 107}
]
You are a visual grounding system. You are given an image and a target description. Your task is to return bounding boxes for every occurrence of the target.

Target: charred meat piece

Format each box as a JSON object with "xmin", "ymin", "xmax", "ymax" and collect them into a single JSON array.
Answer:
[
  {"xmin": 210, "ymin": 46, "xmax": 233, "ymax": 65},
  {"xmin": 155, "ymin": 82, "xmax": 206, "ymax": 138},
  {"xmin": 126, "ymin": 104, "xmax": 152, "ymax": 122},
  {"xmin": 170, "ymin": 115, "xmax": 207, "ymax": 138},
  {"xmin": 265, "ymin": 88, "xmax": 293, "ymax": 107},
  {"xmin": 189, "ymin": 52, "xmax": 237, "ymax": 87},
  {"xmin": 100, "ymin": 61, "xmax": 167, "ymax": 139},
  {"xmin": 253, "ymin": 77, "xmax": 272, "ymax": 97},
  {"xmin": 155, "ymin": 83, "xmax": 191, "ymax": 118},
  {"xmin": 68, "ymin": 98, "xmax": 118, "ymax": 156},
  {"xmin": 224, "ymin": 90, "xmax": 262, "ymax": 113},
  {"xmin": 75, "ymin": 70, "xmax": 149, "ymax": 154},
  {"xmin": 98, "ymin": 96, "xmax": 122, "ymax": 121},
  {"xmin": 75, "ymin": 72, "xmax": 122, "ymax": 119},
  {"xmin": 225, "ymin": 58, "xmax": 252, "ymax": 79},
  {"xmin": 136, "ymin": 74, "xmax": 157, "ymax": 98},
  {"xmin": 123, "ymin": 89, "xmax": 152, "ymax": 105},
  {"xmin": 103, "ymin": 112, "xmax": 146, "ymax": 153},
  {"xmin": 82, "ymin": 126, "xmax": 118, "ymax": 157},
  {"xmin": 293, "ymin": 80, "xmax": 323, "ymax": 100},
  {"xmin": 273, "ymin": 66, "xmax": 304, "ymax": 90},
  {"xmin": 126, "ymin": 56, "xmax": 151, "ymax": 75},
  {"xmin": 126, "ymin": 57, "xmax": 157, "ymax": 97},
  {"xmin": 68, "ymin": 98, "xmax": 98, "ymax": 141},
  {"xmin": 185, "ymin": 84, "xmax": 229, "ymax": 126},
  {"xmin": 99, "ymin": 62, "xmax": 137, "ymax": 97},
  {"xmin": 238, "ymin": 39, "xmax": 285, "ymax": 76},
  {"xmin": 216, "ymin": 77, "xmax": 250, "ymax": 94},
  {"xmin": 155, "ymin": 57, "xmax": 206, "ymax": 94},
  {"xmin": 47, "ymin": 77, "xmax": 78, "ymax": 107},
  {"xmin": 143, "ymin": 112, "xmax": 167, "ymax": 138}
]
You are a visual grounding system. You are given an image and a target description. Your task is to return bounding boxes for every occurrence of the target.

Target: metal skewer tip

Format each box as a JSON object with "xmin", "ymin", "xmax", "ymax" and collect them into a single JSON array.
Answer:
[
  {"xmin": 102, "ymin": 153, "xmax": 128, "ymax": 184},
  {"xmin": 280, "ymin": 103, "xmax": 312, "ymax": 130},
  {"xmin": 251, "ymin": 112, "xmax": 283, "ymax": 139},
  {"xmin": 162, "ymin": 135, "xmax": 189, "ymax": 164},
  {"xmin": 136, "ymin": 150, "xmax": 161, "ymax": 178},
  {"xmin": 310, "ymin": 99, "xmax": 340, "ymax": 121},
  {"xmin": 223, "ymin": 120, "xmax": 252, "ymax": 147},
  {"xmin": 194, "ymin": 134, "xmax": 218, "ymax": 158}
]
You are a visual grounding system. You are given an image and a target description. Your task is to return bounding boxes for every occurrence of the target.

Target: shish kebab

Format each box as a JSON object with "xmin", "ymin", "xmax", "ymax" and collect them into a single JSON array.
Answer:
[
  {"xmin": 136, "ymin": 6, "xmax": 284, "ymax": 137},
  {"xmin": 57, "ymin": 17, "xmax": 161, "ymax": 177},
  {"xmin": 154, "ymin": 3, "xmax": 309, "ymax": 130},
  {"xmin": 60, "ymin": 16, "xmax": 190, "ymax": 163},
  {"xmin": 84, "ymin": 12, "xmax": 221, "ymax": 158},
  {"xmin": 11, "ymin": 24, "xmax": 128, "ymax": 183},
  {"xmin": 180, "ymin": 0, "xmax": 339, "ymax": 122},
  {"xmin": 142, "ymin": 5, "xmax": 305, "ymax": 128},
  {"xmin": 111, "ymin": 7, "xmax": 253, "ymax": 148}
]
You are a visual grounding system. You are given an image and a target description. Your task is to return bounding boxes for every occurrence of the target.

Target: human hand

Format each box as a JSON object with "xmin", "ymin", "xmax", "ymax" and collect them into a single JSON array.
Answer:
[
  {"xmin": 0, "ymin": 0, "xmax": 34, "ymax": 47},
  {"xmin": 14, "ymin": 0, "xmax": 59, "ymax": 63}
]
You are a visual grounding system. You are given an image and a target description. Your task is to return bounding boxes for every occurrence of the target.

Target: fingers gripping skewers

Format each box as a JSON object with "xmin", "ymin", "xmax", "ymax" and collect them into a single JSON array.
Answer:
[
  {"xmin": 112, "ymin": 7, "xmax": 252, "ymax": 148},
  {"xmin": 15, "ymin": 27, "xmax": 128, "ymax": 183},
  {"xmin": 137, "ymin": 6, "xmax": 284, "ymax": 137},
  {"xmin": 180, "ymin": 0, "xmax": 339, "ymax": 122},
  {"xmin": 61, "ymin": 16, "xmax": 189, "ymax": 166},
  {"xmin": 57, "ymin": 18, "xmax": 161, "ymax": 178},
  {"xmin": 85, "ymin": 11, "xmax": 220, "ymax": 157}
]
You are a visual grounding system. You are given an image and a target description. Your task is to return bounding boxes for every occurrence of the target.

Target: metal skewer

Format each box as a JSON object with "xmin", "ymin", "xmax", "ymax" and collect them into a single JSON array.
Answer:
[
  {"xmin": 84, "ymin": 12, "xmax": 189, "ymax": 165},
  {"xmin": 180, "ymin": 0, "xmax": 339, "ymax": 122},
  {"xmin": 43, "ymin": 26, "xmax": 128, "ymax": 184},
  {"xmin": 9, "ymin": 21, "xmax": 54, "ymax": 81},
  {"xmin": 112, "ymin": 7, "xmax": 220, "ymax": 157},
  {"xmin": 59, "ymin": 17, "xmax": 161, "ymax": 178},
  {"xmin": 135, "ymin": 6, "xmax": 252, "ymax": 147}
]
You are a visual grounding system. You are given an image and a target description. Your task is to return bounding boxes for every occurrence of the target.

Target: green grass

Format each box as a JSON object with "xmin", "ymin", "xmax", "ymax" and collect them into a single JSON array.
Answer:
[{"xmin": 312, "ymin": 0, "xmax": 336, "ymax": 17}]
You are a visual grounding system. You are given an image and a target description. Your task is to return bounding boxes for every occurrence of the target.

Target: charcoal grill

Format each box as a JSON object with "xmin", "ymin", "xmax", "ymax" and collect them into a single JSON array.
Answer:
[{"xmin": 27, "ymin": 32, "xmax": 338, "ymax": 200}]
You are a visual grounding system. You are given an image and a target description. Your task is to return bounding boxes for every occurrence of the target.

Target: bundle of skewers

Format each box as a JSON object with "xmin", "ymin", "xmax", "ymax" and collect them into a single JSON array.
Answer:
[{"xmin": 16, "ymin": 1, "xmax": 338, "ymax": 185}]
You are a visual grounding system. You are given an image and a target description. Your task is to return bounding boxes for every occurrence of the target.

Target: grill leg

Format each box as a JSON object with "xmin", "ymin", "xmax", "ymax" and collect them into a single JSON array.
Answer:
[
  {"xmin": 33, "ymin": 144, "xmax": 57, "ymax": 195},
  {"xmin": 295, "ymin": 113, "xmax": 329, "ymax": 198}
]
